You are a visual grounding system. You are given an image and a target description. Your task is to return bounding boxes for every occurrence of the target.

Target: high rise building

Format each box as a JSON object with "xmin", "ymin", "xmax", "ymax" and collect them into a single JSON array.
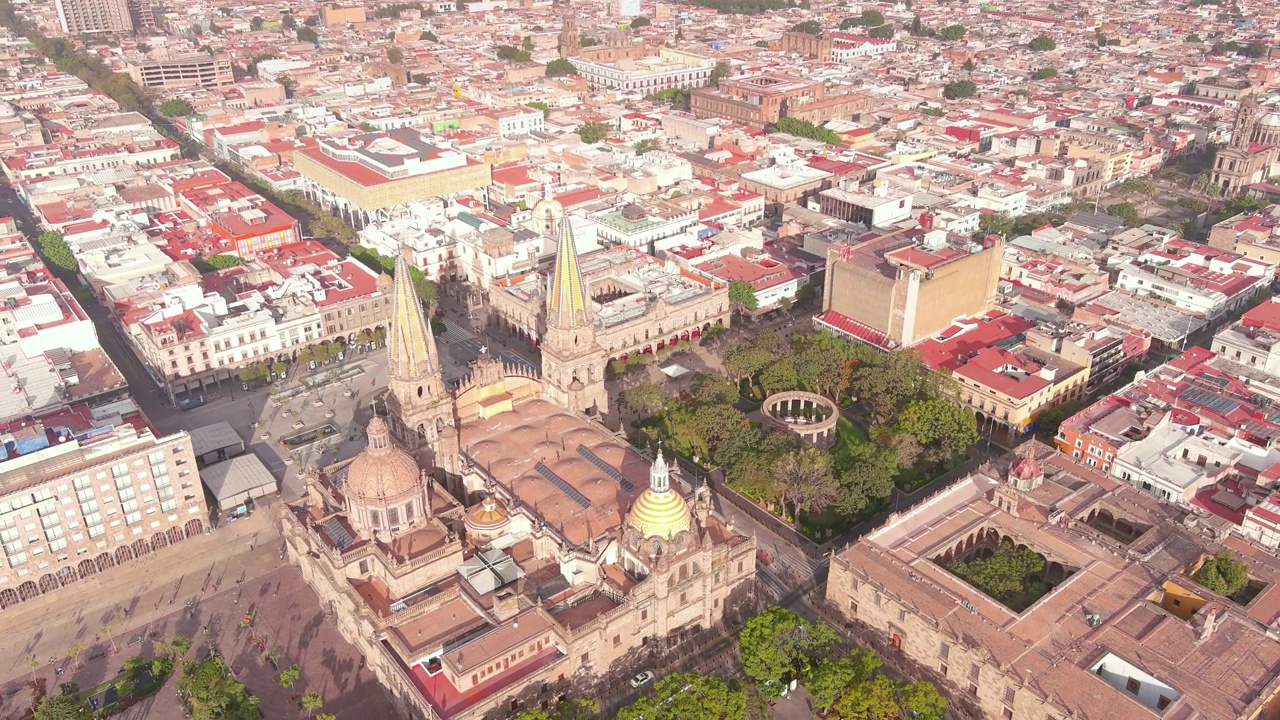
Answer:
[{"xmin": 55, "ymin": 0, "xmax": 134, "ymax": 35}]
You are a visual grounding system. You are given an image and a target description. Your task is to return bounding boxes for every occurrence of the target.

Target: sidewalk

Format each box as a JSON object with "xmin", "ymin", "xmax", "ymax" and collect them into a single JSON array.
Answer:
[{"xmin": 0, "ymin": 510, "xmax": 280, "ymax": 688}]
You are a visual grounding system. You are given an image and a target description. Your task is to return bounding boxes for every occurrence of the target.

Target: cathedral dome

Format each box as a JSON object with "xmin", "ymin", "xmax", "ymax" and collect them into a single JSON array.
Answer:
[
  {"xmin": 627, "ymin": 451, "xmax": 692, "ymax": 540},
  {"xmin": 1011, "ymin": 455, "xmax": 1042, "ymax": 482},
  {"xmin": 345, "ymin": 417, "xmax": 421, "ymax": 502},
  {"xmin": 1260, "ymin": 112, "xmax": 1280, "ymax": 128},
  {"xmin": 465, "ymin": 496, "xmax": 511, "ymax": 535}
]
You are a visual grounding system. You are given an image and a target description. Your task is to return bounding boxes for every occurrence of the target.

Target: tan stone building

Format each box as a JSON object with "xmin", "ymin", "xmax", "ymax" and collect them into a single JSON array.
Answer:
[
  {"xmin": 488, "ymin": 200, "xmax": 731, "ymax": 417},
  {"xmin": 1211, "ymin": 96, "xmax": 1280, "ymax": 196},
  {"xmin": 0, "ymin": 425, "xmax": 207, "ymax": 609},
  {"xmin": 125, "ymin": 54, "xmax": 235, "ymax": 91},
  {"xmin": 281, "ymin": 238, "xmax": 755, "ymax": 719},
  {"xmin": 691, "ymin": 75, "xmax": 873, "ymax": 130},
  {"xmin": 816, "ymin": 227, "xmax": 1002, "ymax": 349},
  {"xmin": 826, "ymin": 443, "xmax": 1280, "ymax": 720}
]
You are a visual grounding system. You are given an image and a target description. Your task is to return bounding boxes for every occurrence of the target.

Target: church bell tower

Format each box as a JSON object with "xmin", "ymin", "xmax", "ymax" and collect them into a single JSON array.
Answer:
[{"xmin": 539, "ymin": 205, "xmax": 609, "ymax": 416}]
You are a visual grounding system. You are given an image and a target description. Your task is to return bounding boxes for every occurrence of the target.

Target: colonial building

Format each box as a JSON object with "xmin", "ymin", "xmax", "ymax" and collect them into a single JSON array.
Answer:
[
  {"xmin": 1211, "ymin": 96, "xmax": 1280, "ymax": 196},
  {"xmin": 826, "ymin": 443, "xmax": 1280, "ymax": 720},
  {"xmin": 487, "ymin": 199, "xmax": 731, "ymax": 417},
  {"xmin": 281, "ymin": 221, "xmax": 755, "ymax": 719}
]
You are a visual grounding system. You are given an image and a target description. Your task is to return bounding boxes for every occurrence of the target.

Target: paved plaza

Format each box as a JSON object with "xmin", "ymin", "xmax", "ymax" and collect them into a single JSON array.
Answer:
[{"xmin": 0, "ymin": 508, "xmax": 399, "ymax": 719}]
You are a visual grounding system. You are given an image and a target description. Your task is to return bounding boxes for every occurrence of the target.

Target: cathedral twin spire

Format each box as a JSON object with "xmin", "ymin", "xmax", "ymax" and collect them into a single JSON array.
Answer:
[
  {"xmin": 546, "ymin": 211, "xmax": 593, "ymax": 331},
  {"xmin": 388, "ymin": 252, "xmax": 441, "ymax": 383}
]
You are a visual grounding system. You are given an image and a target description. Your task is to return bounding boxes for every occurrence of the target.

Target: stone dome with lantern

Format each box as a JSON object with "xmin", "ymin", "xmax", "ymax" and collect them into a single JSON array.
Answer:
[{"xmin": 343, "ymin": 416, "xmax": 427, "ymax": 539}]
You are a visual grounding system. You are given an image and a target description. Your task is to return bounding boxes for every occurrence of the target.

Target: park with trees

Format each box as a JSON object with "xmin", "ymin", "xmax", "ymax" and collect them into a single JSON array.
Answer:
[{"xmin": 625, "ymin": 329, "xmax": 978, "ymax": 541}]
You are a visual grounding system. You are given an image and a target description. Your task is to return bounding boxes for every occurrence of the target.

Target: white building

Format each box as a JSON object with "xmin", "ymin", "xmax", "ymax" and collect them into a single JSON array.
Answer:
[
  {"xmin": 1111, "ymin": 415, "xmax": 1238, "ymax": 504},
  {"xmin": 615, "ymin": 0, "xmax": 640, "ymax": 17},
  {"xmin": 573, "ymin": 49, "xmax": 715, "ymax": 93},
  {"xmin": 829, "ymin": 33, "xmax": 898, "ymax": 60}
]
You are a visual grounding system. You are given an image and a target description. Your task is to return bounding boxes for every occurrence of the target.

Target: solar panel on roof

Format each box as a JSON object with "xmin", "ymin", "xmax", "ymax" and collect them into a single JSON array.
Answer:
[
  {"xmin": 320, "ymin": 517, "xmax": 354, "ymax": 549},
  {"xmin": 1179, "ymin": 387, "xmax": 1240, "ymax": 415},
  {"xmin": 535, "ymin": 462, "xmax": 592, "ymax": 509},
  {"xmin": 576, "ymin": 445, "xmax": 636, "ymax": 492}
]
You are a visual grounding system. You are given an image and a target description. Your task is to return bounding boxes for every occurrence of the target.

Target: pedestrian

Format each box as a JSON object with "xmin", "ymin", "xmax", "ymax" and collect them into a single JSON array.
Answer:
[{"xmin": 153, "ymin": 602, "xmax": 158, "ymax": 610}]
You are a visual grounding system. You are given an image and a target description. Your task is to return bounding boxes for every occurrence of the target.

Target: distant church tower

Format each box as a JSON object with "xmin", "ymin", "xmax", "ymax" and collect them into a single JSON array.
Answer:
[
  {"xmin": 1212, "ymin": 95, "xmax": 1264, "ymax": 196},
  {"xmin": 558, "ymin": 14, "xmax": 580, "ymax": 58},
  {"xmin": 384, "ymin": 253, "xmax": 460, "ymax": 478},
  {"xmin": 540, "ymin": 204, "xmax": 608, "ymax": 416}
]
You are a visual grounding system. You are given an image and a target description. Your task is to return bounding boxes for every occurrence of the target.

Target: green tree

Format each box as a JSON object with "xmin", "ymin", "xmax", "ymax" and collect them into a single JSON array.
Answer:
[
  {"xmin": 630, "ymin": 15, "xmax": 651, "ymax": 29},
  {"xmin": 1244, "ymin": 41, "xmax": 1268, "ymax": 58},
  {"xmin": 58, "ymin": 681, "xmax": 79, "ymax": 697},
  {"xmin": 496, "ymin": 45, "xmax": 532, "ymax": 62},
  {"xmin": 727, "ymin": 279, "xmax": 758, "ymax": 312},
  {"xmin": 158, "ymin": 98, "xmax": 195, "ymax": 116},
  {"xmin": 317, "ymin": 715, "xmax": 336, "ymax": 720},
  {"xmin": 738, "ymin": 606, "xmax": 837, "ymax": 694},
  {"xmin": 580, "ymin": 35, "xmax": 600, "ymax": 47},
  {"xmin": 412, "ymin": 72, "xmax": 429, "ymax": 84},
  {"xmin": 943, "ymin": 79, "xmax": 977, "ymax": 99},
  {"xmin": 301, "ymin": 692, "xmax": 323, "ymax": 718},
  {"xmin": 808, "ymin": 650, "xmax": 880, "ymax": 711},
  {"xmin": 860, "ymin": 8, "xmax": 885, "ymax": 26},
  {"xmin": 1028, "ymin": 34, "xmax": 1056, "ymax": 51},
  {"xmin": 420, "ymin": 30, "xmax": 438, "ymax": 42},
  {"xmin": 1187, "ymin": 33, "xmax": 1201, "ymax": 42},
  {"xmin": 305, "ymin": 14, "xmax": 319, "ymax": 26},
  {"xmin": 618, "ymin": 672, "xmax": 744, "ymax": 720},
  {"xmin": 1106, "ymin": 201, "xmax": 1142, "ymax": 227},
  {"xmin": 708, "ymin": 60, "xmax": 732, "ymax": 87},
  {"xmin": 250, "ymin": 16, "xmax": 264, "ymax": 30},
  {"xmin": 35, "ymin": 230, "xmax": 77, "ymax": 274},
  {"xmin": 1033, "ymin": 66, "xmax": 1057, "ymax": 79},
  {"xmin": 297, "ymin": 26, "xmax": 318, "ymax": 43},
  {"xmin": 278, "ymin": 664, "xmax": 301, "ymax": 689},
  {"xmin": 430, "ymin": 316, "xmax": 447, "ymax": 336},
  {"xmin": 522, "ymin": 34, "xmax": 534, "ymax": 51},
  {"xmin": 723, "ymin": 343, "xmax": 774, "ymax": 381},
  {"xmin": 525, "ymin": 100, "xmax": 551, "ymax": 117},
  {"xmin": 33, "ymin": 694, "xmax": 81, "ymax": 720},
  {"xmin": 618, "ymin": 382, "xmax": 667, "ymax": 416},
  {"xmin": 909, "ymin": 15, "xmax": 922, "ymax": 35},
  {"xmin": 776, "ymin": 445, "xmax": 838, "ymax": 528},
  {"xmin": 772, "ymin": 116, "xmax": 841, "ymax": 145},
  {"xmin": 791, "ymin": 19, "xmax": 822, "ymax": 34},
  {"xmin": 574, "ymin": 121, "xmax": 610, "ymax": 143},
  {"xmin": 386, "ymin": 46, "xmax": 404, "ymax": 63},
  {"xmin": 833, "ymin": 674, "xmax": 901, "ymax": 719},
  {"xmin": 947, "ymin": 539, "xmax": 1046, "ymax": 601},
  {"xmin": 868, "ymin": 24, "xmax": 894, "ymax": 39},
  {"xmin": 850, "ymin": 348, "xmax": 942, "ymax": 424},
  {"xmin": 204, "ymin": 253, "xmax": 243, "ymax": 270},
  {"xmin": 896, "ymin": 397, "xmax": 978, "ymax": 460},
  {"xmin": 545, "ymin": 58, "xmax": 578, "ymax": 76},
  {"xmin": 635, "ymin": 138, "xmax": 661, "ymax": 154},
  {"xmin": 939, "ymin": 23, "xmax": 966, "ymax": 40},
  {"xmin": 837, "ymin": 451, "xmax": 897, "ymax": 514},
  {"xmin": 282, "ymin": 13, "xmax": 296, "ymax": 28},
  {"xmin": 1196, "ymin": 551, "xmax": 1250, "ymax": 597},
  {"xmin": 759, "ymin": 357, "xmax": 799, "ymax": 395},
  {"xmin": 898, "ymin": 681, "xmax": 947, "ymax": 720}
]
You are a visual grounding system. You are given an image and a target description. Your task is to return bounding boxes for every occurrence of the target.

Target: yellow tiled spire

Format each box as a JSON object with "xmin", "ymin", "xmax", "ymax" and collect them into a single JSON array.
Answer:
[
  {"xmin": 546, "ymin": 214, "xmax": 591, "ymax": 329},
  {"xmin": 387, "ymin": 253, "xmax": 438, "ymax": 381}
]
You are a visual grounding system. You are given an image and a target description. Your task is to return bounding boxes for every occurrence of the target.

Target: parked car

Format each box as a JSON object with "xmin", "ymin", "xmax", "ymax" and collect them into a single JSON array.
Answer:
[{"xmin": 629, "ymin": 671, "xmax": 654, "ymax": 689}]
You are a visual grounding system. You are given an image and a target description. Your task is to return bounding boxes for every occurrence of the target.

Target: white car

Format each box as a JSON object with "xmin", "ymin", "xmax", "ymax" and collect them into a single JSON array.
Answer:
[{"xmin": 629, "ymin": 671, "xmax": 654, "ymax": 689}]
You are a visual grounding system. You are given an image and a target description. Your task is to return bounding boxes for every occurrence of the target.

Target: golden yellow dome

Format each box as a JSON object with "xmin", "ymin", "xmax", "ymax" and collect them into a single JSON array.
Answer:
[
  {"xmin": 627, "ymin": 451, "xmax": 691, "ymax": 539},
  {"xmin": 465, "ymin": 496, "xmax": 511, "ymax": 534},
  {"xmin": 345, "ymin": 417, "xmax": 421, "ymax": 502}
]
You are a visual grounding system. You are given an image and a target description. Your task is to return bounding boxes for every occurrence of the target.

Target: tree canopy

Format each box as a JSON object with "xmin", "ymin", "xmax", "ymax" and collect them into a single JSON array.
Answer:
[
  {"xmin": 867, "ymin": 24, "xmax": 894, "ymax": 40},
  {"xmin": 630, "ymin": 15, "xmax": 651, "ymax": 29},
  {"xmin": 386, "ymin": 46, "xmax": 404, "ymax": 64},
  {"xmin": 1033, "ymin": 66, "xmax": 1057, "ymax": 79},
  {"xmin": 178, "ymin": 652, "xmax": 260, "ymax": 720},
  {"xmin": 545, "ymin": 58, "xmax": 578, "ymax": 76},
  {"xmin": 727, "ymin": 279, "xmax": 758, "ymax": 312},
  {"xmin": 574, "ymin": 121, "xmax": 610, "ymax": 144},
  {"xmin": 1196, "ymin": 551, "xmax": 1250, "ymax": 597},
  {"xmin": 939, "ymin": 24, "xmax": 966, "ymax": 40},
  {"xmin": 791, "ymin": 19, "xmax": 822, "ymax": 34},
  {"xmin": 772, "ymin": 116, "xmax": 841, "ymax": 145},
  {"xmin": 738, "ymin": 606, "xmax": 837, "ymax": 694},
  {"xmin": 1028, "ymin": 34, "xmax": 1056, "ymax": 51},
  {"xmin": 496, "ymin": 45, "xmax": 532, "ymax": 62},
  {"xmin": 33, "ymin": 694, "xmax": 82, "ymax": 720},
  {"xmin": 158, "ymin": 98, "xmax": 195, "ymax": 116},
  {"xmin": 296, "ymin": 26, "xmax": 318, "ymax": 43},
  {"xmin": 617, "ymin": 673, "xmax": 745, "ymax": 720},
  {"xmin": 943, "ymin": 79, "xmax": 977, "ymax": 99},
  {"xmin": 203, "ymin": 253, "xmax": 243, "ymax": 270},
  {"xmin": 36, "ymin": 231, "xmax": 77, "ymax": 275}
]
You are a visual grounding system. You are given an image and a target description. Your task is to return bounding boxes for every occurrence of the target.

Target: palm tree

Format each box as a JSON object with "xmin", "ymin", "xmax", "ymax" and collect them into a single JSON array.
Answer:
[
  {"xmin": 66, "ymin": 641, "xmax": 87, "ymax": 668},
  {"xmin": 25, "ymin": 654, "xmax": 37, "ymax": 683}
]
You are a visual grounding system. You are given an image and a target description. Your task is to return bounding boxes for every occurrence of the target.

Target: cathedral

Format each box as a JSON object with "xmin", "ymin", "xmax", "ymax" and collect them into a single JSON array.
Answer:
[
  {"xmin": 1211, "ymin": 94, "xmax": 1280, "ymax": 197},
  {"xmin": 280, "ymin": 211, "xmax": 756, "ymax": 720}
]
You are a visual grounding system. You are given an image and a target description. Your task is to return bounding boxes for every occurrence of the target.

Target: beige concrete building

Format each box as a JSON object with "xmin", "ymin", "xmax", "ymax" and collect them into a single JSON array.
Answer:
[
  {"xmin": 816, "ymin": 227, "xmax": 1002, "ymax": 350},
  {"xmin": 281, "ymin": 235, "xmax": 755, "ymax": 719},
  {"xmin": 826, "ymin": 443, "xmax": 1280, "ymax": 720},
  {"xmin": 0, "ymin": 425, "xmax": 207, "ymax": 609},
  {"xmin": 951, "ymin": 344, "xmax": 1088, "ymax": 437},
  {"xmin": 55, "ymin": 0, "xmax": 132, "ymax": 34},
  {"xmin": 297, "ymin": 129, "xmax": 492, "ymax": 225},
  {"xmin": 125, "ymin": 54, "xmax": 235, "ymax": 91}
]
